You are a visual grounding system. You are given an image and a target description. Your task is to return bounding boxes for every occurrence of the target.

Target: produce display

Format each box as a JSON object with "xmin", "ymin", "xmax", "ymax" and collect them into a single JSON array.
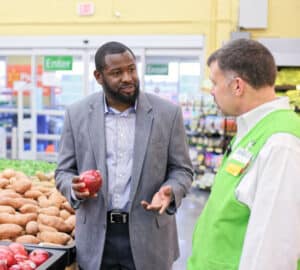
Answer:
[
  {"xmin": 0, "ymin": 160, "xmax": 56, "ymax": 178},
  {"xmin": 275, "ymin": 67, "xmax": 300, "ymax": 114},
  {"xmin": 0, "ymin": 242, "xmax": 49, "ymax": 269},
  {"xmin": 275, "ymin": 67, "xmax": 300, "ymax": 87},
  {"xmin": 0, "ymin": 164, "xmax": 75, "ymax": 247}
]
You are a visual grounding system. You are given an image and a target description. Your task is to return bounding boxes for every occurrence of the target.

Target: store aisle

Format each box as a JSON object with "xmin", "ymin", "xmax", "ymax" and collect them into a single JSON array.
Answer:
[{"xmin": 172, "ymin": 188, "xmax": 210, "ymax": 270}]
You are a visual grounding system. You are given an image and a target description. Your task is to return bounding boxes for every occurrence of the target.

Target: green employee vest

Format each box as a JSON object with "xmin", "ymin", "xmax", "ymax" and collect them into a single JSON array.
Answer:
[{"xmin": 187, "ymin": 109, "xmax": 300, "ymax": 270}]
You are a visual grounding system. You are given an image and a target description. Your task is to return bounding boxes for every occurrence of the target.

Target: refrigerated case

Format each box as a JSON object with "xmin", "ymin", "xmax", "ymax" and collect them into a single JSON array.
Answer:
[{"xmin": 0, "ymin": 35, "xmax": 205, "ymax": 161}]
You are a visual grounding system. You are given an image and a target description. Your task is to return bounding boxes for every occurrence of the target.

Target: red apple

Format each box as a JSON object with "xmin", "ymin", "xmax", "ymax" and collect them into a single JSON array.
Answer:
[
  {"xmin": 14, "ymin": 254, "xmax": 28, "ymax": 263},
  {"xmin": 0, "ymin": 260, "xmax": 7, "ymax": 270},
  {"xmin": 8, "ymin": 244, "xmax": 27, "ymax": 257},
  {"xmin": 17, "ymin": 261, "xmax": 36, "ymax": 270},
  {"xmin": 8, "ymin": 265, "xmax": 21, "ymax": 270},
  {"xmin": 0, "ymin": 249, "xmax": 16, "ymax": 267},
  {"xmin": 79, "ymin": 170, "xmax": 102, "ymax": 195},
  {"xmin": 0, "ymin": 247, "xmax": 11, "ymax": 253},
  {"xmin": 28, "ymin": 249, "xmax": 49, "ymax": 266}
]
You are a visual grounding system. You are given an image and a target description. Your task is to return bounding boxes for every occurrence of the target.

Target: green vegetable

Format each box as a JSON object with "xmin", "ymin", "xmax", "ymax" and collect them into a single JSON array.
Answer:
[{"xmin": 0, "ymin": 159, "xmax": 56, "ymax": 175}]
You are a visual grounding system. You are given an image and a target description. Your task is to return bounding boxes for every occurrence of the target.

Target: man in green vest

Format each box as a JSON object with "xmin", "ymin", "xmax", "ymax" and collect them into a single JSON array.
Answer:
[{"xmin": 187, "ymin": 39, "xmax": 300, "ymax": 270}]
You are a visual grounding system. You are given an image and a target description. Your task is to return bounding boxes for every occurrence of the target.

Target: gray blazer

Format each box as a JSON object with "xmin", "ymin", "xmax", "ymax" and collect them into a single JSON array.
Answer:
[{"xmin": 55, "ymin": 91, "xmax": 193, "ymax": 270}]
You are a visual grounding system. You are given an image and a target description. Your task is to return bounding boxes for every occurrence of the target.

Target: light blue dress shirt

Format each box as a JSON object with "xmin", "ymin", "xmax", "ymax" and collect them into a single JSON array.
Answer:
[{"xmin": 104, "ymin": 98, "xmax": 136, "ymax": 211}]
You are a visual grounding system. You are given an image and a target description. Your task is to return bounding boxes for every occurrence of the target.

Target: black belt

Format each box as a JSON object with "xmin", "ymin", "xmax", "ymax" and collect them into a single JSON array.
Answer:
[{"xmin": 107, "ymin": 210, "xmax": 129, "ymax": 224}]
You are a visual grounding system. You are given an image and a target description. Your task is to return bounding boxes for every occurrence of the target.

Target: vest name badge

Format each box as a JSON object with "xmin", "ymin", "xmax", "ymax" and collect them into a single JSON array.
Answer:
[{"xmin": 225, "ymin": 147, "xmax": 253, "ymax": 176}]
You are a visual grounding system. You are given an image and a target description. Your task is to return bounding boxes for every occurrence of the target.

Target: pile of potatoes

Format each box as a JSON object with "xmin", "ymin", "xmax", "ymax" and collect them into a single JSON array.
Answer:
[{"xmin": 0, "ymin": 168, "xmax": 75, "ymax": 246}]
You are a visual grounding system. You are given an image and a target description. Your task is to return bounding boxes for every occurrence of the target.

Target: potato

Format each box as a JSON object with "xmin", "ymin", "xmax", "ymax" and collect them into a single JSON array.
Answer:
[
  {"xmin": 61, "ymin": 201, "xmax": 75, "ymax": 214},
  {"xmin": 37, "ymin": 231, "xmax": 71, "ymax": 245},
  {"xmin": 0, "ymin": 197, "xmax": 37, "ymax": 209},
  {"xmin": 19, "ymin": 204, "xmax": 39, "ymax": 214},
  {"xmin": 38, "ymin": 223, "xmax": 58, "ymax": 233},
  {"xmin": 1, "ymin": 169, "xmax": 16, "ymax": 179},
  {"xmin": 35, "ymin": 171, "xmax": 49, "ymax": 181},
  {"xmin": 25, "ymin": 221, "xmax": 39, "ymax": 235},
  {"xmin": 0, "ymin": 205, "xmax": 16, "ymax": 214},
  {"xmin": 38, "ymin": 206, "xmax": 60, "ymax": 216},
  {"xmin": 24, "ymin": 189, "xmax": 43, "ymax": 199},
  {"xmin": 0, "ymin": 213, "xmax": 37, "ymax": 227},
  {"xmin": 15, "ymin": 171, "xmax": 28, "ymax": 180},
  {"xmin": 48, "ymin": 191, "xmax": 66, "ymax": 208},
  {"xmin": 0, "ymin": 197, "xmax": 22, "ymax": 209},
  {"xmin": 67, "ymin": 238, "xmax": 75, "ymax": 246},
  {"xmin": 0, "ymin": 177, "xmax": 10, "ymax": 188},
  {"xmin": 65, "ymin": 215, "xmax": 76, "ymax": 231},
  {"xmin": 11, "ymin": 177, "xmax": 32, "ymax": 194},
  {"xmin": 18, "ymin": 213, "xmax": 38, "ymax": 226},
  {"xmin": 33, "ymin": 181, "xmax": 55, "ymax": 188},
  {"xmin": 38, "ymin": 214, "xmax": 72, "ymax": 233},
  {"xmin": 59, "ymin": 209, "xmax": 71, "ymax": 220},
  {"xmin": 15, "ymin": 235, "xmax": 40, "ymax": 244},
  {"xmin": 16, "ymin": 198, "xmax": 38, "ymax": 206},
  {"xmin": 38, "ymin": 196, "xmax": 53, "ymax": 208},
  {"xmin": 0, "ymin": 223, "xmax": 23, "ymax": 240},
  {"xmin": 0, "ymin": 190, "xmax": 22, "ymax": 198},
  {"xmin": 47, "ymin": 172, "xmax": 55, "ymax": 180},
  {"xmin": 31, "ymin": 185, "xmax": 53, "ymax": 194}
]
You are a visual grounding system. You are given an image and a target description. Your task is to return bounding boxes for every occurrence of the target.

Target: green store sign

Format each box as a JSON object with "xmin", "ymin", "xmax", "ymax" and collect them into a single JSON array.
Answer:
[
  {"xmin": 44, "ymin": 56, "xmax": 73, "ymax": 71},
  {"xmin": 146, "ymin": 64, "xmax": 168, "ymax": 75}
]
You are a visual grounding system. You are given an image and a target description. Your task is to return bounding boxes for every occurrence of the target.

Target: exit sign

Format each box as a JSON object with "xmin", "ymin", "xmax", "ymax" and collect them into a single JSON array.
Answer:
[
  {"xmin": 77, "ymin": 2, "xmax": 95, "ymax": 16},
  {"xmin": 44, "ymin": 56, "xmax": 73, "ymax": 71}
]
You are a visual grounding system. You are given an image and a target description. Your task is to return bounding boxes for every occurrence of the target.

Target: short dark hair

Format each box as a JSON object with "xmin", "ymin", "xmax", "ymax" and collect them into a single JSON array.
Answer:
[
  {"xmin": 207, "ymin": 39, "xmax": 277, "ymax": 89},
  {"xmin": 95, "ymin": 41, "xmax": 136, "ymax": 71}
]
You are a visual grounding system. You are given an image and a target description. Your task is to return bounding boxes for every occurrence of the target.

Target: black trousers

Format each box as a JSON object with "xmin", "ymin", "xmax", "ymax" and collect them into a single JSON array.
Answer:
[{"xmin": 100, "ymin": 222, "xmax": 136, "ymax": 270}]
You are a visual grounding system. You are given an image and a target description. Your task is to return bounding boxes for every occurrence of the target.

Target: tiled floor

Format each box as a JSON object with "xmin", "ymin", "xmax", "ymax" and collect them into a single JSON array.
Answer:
[{"xmin": 172, "ymin": 188, "xmax": 210, "ymax": 270}]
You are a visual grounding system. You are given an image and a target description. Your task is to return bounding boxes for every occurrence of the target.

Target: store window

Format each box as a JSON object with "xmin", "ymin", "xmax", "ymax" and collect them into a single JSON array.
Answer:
[
  {"xmin": 0, "ymin": 35, "xmax": 204, "ymax": 160},
  {"xmin": 0, "ymin": 55, "xmax": 33, "ymax": 109},
  {"xmin": 144, "ymin": 57, "xmax": 201, "ymax": 103},
  {"xmin": 0, "ymin": 57, "xmax": 5, "ymax": 89},
  {"xmin": 35, "ymin": 55, "xmax": 84, "ymax": 109}
]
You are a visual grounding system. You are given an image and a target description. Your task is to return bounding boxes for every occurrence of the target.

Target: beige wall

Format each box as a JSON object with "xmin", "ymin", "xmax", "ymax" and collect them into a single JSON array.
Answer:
[
  {"xmin": 250, "ymin": 0, "xmax": 300, "ymax": 39},
  {"xmin": 0, "ymin": 0, "xmax": 299, "ymax": 56}
]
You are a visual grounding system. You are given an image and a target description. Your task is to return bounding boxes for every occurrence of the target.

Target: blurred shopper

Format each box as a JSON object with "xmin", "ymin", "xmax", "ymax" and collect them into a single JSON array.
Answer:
[
  {"xmin": 188, "ymin": 39, "xmax": 300, "ymax": 270},
  {"xmin": 55, "ymin": 41, "xmax": 193, "ymax": 270}
]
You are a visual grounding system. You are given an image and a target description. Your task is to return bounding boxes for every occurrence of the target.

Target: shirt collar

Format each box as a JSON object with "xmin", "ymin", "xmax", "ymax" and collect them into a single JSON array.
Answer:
[
  {"xmin": 103, "ymin": 94, "xmax": 137, "ymax": 115},
  {"xmin": 234, "ymin": 97, "xmax": 291, "ymax": 146}
]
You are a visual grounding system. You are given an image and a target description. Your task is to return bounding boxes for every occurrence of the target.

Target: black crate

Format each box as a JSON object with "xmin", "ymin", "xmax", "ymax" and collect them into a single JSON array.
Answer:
[
  {"xmin": 0, "ymin": 241, "xmax": 69, "ymax": 270},
  {"xmin": 25, "ymin": 242, "xmax": 76, "ymax": 266},
  {"xmin": 30, "ymin": 248, "xmax": 66, "ymax": 270}
]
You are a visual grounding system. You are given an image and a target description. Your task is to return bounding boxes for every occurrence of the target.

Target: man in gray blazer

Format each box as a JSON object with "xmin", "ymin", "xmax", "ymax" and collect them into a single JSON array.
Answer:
[{"xmin": 55, "ymin": 41, "xmax": 193, "ymax": 270}]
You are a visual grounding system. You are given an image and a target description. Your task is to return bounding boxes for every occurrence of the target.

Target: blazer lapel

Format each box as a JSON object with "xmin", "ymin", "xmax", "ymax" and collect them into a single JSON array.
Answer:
[
  {"xmin": 129, "ymin": 93, "xmax": 153, "ymax": 210},
  {"xmin": 87, "ymin": 92, "xmax": 108, "ymax": 204}
]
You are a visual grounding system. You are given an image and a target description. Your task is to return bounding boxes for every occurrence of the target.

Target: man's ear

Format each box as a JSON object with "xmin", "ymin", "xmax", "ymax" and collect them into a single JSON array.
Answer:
[
  {"xmin": 234, "ymin": 77, "xmax": 245, "ymax": 97},
  {"xmin": 94, "ymin": 70, "xmax": 103, "ymax": 84}
]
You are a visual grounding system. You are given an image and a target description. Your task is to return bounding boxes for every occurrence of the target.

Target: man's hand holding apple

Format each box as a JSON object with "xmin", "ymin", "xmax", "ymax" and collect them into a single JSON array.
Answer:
[{"xmin": 72, "ymin": 170, "xmax": 102, "ymax": 199}]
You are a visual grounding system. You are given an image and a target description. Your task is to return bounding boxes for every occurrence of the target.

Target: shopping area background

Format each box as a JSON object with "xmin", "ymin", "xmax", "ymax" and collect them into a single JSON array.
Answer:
[{"xmin": 0, "ymin": 0, "xmax": 299, "ymax": 269}]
